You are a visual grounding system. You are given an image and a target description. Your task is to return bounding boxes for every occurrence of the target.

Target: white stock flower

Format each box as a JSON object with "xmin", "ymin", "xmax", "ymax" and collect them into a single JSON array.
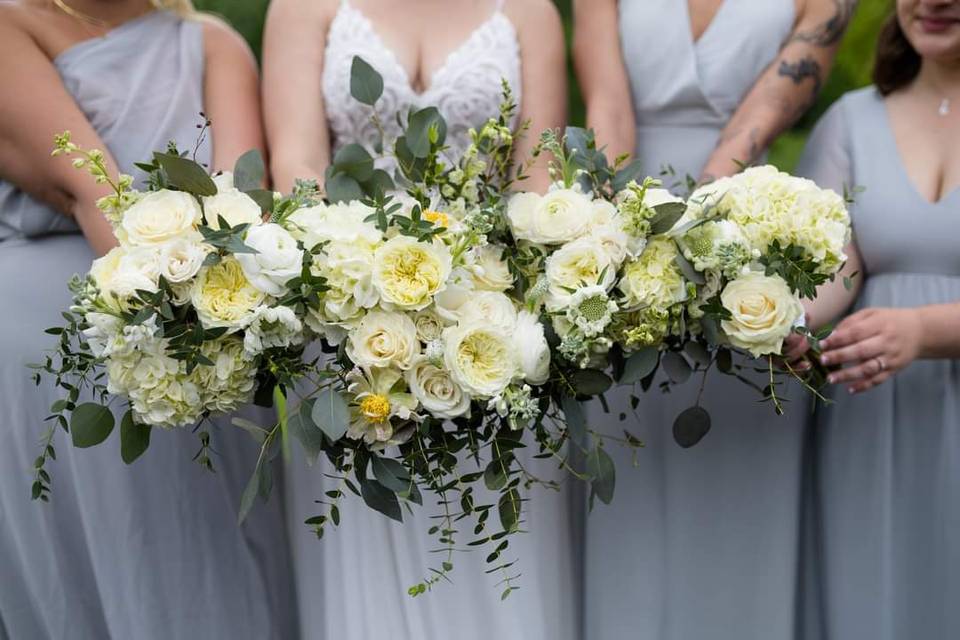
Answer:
[
  {"xmin": 720, "ymin": 271, "xmax": 804, "ymax": 357},
  {"xmin": 235, "ymin": 223, "xmax": 304, "ymax": 296},
  {"xmin": 119, "ymin": 190, "xmax": 201, "ymax": 246},
  {"xmin": 202, "ymin": 189, "xmax": 263, "ymax": 230},
  {"xmin": 372, "ymin": 236, "xmax": 453, "ymax": 311},
  {"xmin": 544, "ymin": 236, "xmax": 617, "ymax": 311},
  {"xmin": 443, "ymin": 323, "xmax": 517, "ymax": 398},
  {"xmin": 346, "ymin": 311, "xmax": 419, "ymax": 370},
  {"xmin": 512, "ymin": 311, "xmax": 551, "ymax": 385},
  {"xmin": 405, "ymin": 357, "xmax": 471, "ymax": 419},
  {"xmin": 507, "ymin": 189, "xmax": 594, "ymax": 245}
]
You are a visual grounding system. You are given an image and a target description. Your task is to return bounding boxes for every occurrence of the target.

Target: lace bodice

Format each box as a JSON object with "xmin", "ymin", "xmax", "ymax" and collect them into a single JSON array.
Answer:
[{"xmin": 322, "ymin": 0, "xmax": 521, "ymax": 174}]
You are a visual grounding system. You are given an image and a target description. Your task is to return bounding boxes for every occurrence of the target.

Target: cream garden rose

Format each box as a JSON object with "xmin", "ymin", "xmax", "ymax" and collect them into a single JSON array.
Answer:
[
  {"xmin": 202, "ymin": 189, "xmax": 263, "ymax": 230},
  {"xmin": 507, "ymin": 188, "xmax": 594, "ymax": 245},
  {"xmin": 236, "ymin": 223, "xmax": 304, "ymax": 296},
  {"xmin": 405, "ymin": 357, "xmax": 471, "ymax": 419},
  {"xmin": 720, "ymin": 272, "xmax": 804, "ymax": 357},
  {"xmin": 119, "ymin": 190, "xmax": 201, "ymax": 246},
  {"xmin": 443, "ymin": 323, "xmax": 518, "ymax": 398},
  {"xmin": 466, "ymin": 244, "xmax": 514, "ymax": 292},
  {"xmin": 346, "ymin": 311, "xmax": 419, "ymax": 370},
  {"xmin": 372, "ymin": 236, "xmax": 453, "ymax": 311},
  {"xmin": 544, "ymin": 236, "xmax": 617, "ymax": 311},
  {"xmin": 456, "ymin": 291, "xmax": 518, "ymax": 331},
  {"xmin": 191, "ymin": 257, "xmax": 265, "ymax": 331}
]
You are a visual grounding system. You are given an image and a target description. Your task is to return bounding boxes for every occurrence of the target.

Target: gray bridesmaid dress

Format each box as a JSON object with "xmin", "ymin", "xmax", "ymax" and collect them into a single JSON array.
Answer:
[
  {"xmin": 583, "ymin": 2, "xmax": 808, "ymax": 639},
  {"xmin": 797, "ymin": 87, "xmax": 960, "ymax": 640},
  {"xmin": 0, "ymin": 12, "xmax": 296, "ymax": 639}
]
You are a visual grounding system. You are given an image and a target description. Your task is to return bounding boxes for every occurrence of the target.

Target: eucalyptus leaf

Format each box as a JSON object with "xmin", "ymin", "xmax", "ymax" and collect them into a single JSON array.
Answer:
[
  {"xmin": 572, "ymin": 369, "xmax": 613, "ymax": 396},
  {"xmin": 332, "ymin": 143, "xmax": 374, "ymax": 182},
  {"xmin": 483, "ymin": 457, "xmax": 511, "ymax": 491},
  {"xmin": 406, "ymin": 107, "xmax": 447, "ymax": 158},
  {"xmin": 561, "ymin": 397, "xmax": 589, "ymax": 450},
  {"xmin": 289, "ymin": 399, "xmax": 324, "ymax": 464},
  {"xmin": 649, "ymin": 201, "xmax": 688, "ymax": 235},
  {"xmin": 498, "ymin": 488, "xmax": 521, "ymax": 533},
  {"xmin": 243, "ymin": 188, "xmax": 275, "ymax": 214},
  {"xmin": 586, "ymin": 446, "xmax": 616, "ymax": 505},
  {"xmin": 362, "ymin": 169, "xmax": 395, "ymax": 197},
  {"xmin": 612, "ymin": 160, "xmax": 644, "ymax": 192},
  {"xmin": 311, "ymin": 388, "xmax": 350, "ymax": 443},
  {"xmin": 620, "ymin": 347, "xmax": 659, "ymax": 384},
  {"xmin": 371, "ymin": 456, "xmax": 411, "ymax": 493},
  {"xmin": 674, "ymin": 250, "xmax": 706, "ymax": 285},
  {"xmin": 684, "ymin": 342, "xmax": 712, "ymax": 367},
  {"xmin": 673, "ymin": 406, "xmax": 712, "ymax": 448},
  {"xmin": 325, "ymin": 172, "xmax": 364, "ymax": 203},
  {"xmin": 662, "ymin": 351, "xmax": 692, "ymax": 383},
  {"xmin": 154, "ymin": 153, "xmax": 216, "ymax": 197},
  {"xmin": 361, "ymin": 478, "xmax": 402, "ymax": 522},
  {"xmin": 233, "ymin": 149, "xmax": 265, "ymax": 191},
  {"xmin": 238, "ymin": 461, "xmax": 261, "ymax": 524},
  {"xmin": 119, "ymin": 410, "xmax": 151, "ymax": 464},
  {"xmin": 70, "ymin": 403, "xmax": 115, "ymax": 448},
  {"xmin": 350, "ymin": 56, "xmax": 384, "ymax": 106}
]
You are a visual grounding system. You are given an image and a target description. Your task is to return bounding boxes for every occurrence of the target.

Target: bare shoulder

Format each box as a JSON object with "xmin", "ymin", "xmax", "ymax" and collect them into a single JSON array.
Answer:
[
  {"xmin": 0, "ymin": 3, "xmax": 51, "ymax": 57},
  {"xmin": 265, "ymin": 0, "xmax": 339, "ymax": 27},
  {"xmin": 199, "ymin": 14, "xmax": 256, "ymax": 64},
  {"xmin": 501, "ymin": 0, "xmax": 562, "ymax": 32}
]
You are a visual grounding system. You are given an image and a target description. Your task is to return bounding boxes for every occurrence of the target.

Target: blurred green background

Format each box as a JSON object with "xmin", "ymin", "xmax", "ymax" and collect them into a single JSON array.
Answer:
[{"xmin": 194, "ymin": 0, "xmax": 889, "ymax": 171}]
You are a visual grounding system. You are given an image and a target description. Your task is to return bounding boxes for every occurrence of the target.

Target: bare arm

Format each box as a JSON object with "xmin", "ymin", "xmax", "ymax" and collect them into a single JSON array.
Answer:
[
  {"xmin": 573, "ymin": 0, "xmax": 635, "ymax": 163},
  {"xmin": 507, "ymin": 0, "xmax": 567, "ymax": 193},
  {"xmin": 0, "ymin": 11, "xmax": 118, "ymax": 255},
  {"xmin": 202, "ymin": 17, "xmax": 265, "ymax": 173},
  {"xmin": 261, "ymin": 0, "xmax": 335, "ymax": 193},
  {"xmin": 699, "ymin": 0, "xmax": 856, "ymax": 181}
]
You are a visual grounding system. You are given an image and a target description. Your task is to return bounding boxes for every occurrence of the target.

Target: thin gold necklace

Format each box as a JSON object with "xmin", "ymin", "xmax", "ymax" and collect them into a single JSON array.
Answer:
[{"xmin": 51, "ymin": 0, "xmax": 112, "ymax": 29}]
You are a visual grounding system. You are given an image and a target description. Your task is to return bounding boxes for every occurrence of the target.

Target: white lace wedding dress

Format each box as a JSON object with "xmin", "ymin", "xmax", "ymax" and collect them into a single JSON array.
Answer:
[{"xmin": 284, "ymin": 2, "xmax": 581, "ymax": 638}]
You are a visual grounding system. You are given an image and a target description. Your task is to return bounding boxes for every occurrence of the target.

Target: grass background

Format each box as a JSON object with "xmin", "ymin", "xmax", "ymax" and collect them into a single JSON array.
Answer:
[{"xmin": 194, "ymin": 0, "xmax": 891, "ymax": 171}]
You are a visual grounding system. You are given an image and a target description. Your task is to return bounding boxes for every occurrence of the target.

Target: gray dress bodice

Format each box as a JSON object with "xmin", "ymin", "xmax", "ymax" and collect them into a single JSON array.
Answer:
[
  {"xmin": 0, "ymin": 12, "xmax": 297, "ymax": 640},
  {"xmin": 797, "ymin": 87, "xmax": 960, "ymax": 640},
  {"xmin": 619, "ymin": 0, "xmax": 795, "ymax": 179},
  {"xmin": 0, "ymin": 10, "xmax": 210, "ymax": 240}
]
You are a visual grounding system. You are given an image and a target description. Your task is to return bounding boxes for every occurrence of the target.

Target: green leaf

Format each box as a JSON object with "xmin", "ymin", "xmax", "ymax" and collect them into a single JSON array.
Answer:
[
  {"xmin": 243, "ymin": 188, "xmax": 275, "ymax": 214},
  {"xmin": 674, "ymin": 250, "xmax": 706, "ymax": 285},
  {"xmin": 361, "ymin": 478, "xmax": 402, "ymax": 522},
  {"xmin": 289, "ymin": 399, "xmax": 324, "ymax": 463},
  {"xmin": 70, "ymin": 403, "xmax": 115, "ymax": 448},
  {"xmin": 572, "ymin": 369, "xmax": 613, "ymax": 396},
  {"xmin": 371, "ymin": 456, "xmax": 411, "ymax": 493},
  {"xmin": 662, "ymin": 351, "xmax": 692, "ymax": 383},
  {"xmin": 119, "ymin": 410, "xmax": 151, "ymax": 464},
  {"xmin": 233, "ymin": 149, "xmax": 265, "ymax": 191},
  {"xmin": 311, "ymin": 388, "xmax": 350, "ymax": 442},
  {"xmin": 406, "ymin": 107, "xmax": 447, "ymax": 158},
  {"xmin": 649, "ymin": 201, "xmax": 688, "ymax": 235},
  {"xmin": 684, "ymin": 342, "xmax": 712, "ymax": 367},
  {"xmin": 332, "ymin": 143, "xmax": 374, "ymax": 182},
  {"xmin": 154, "ymin": 153, "xmax": 217, "ymax": 196},
  {"xmin": 394, "ymin": 136, "xmax": 427, "ymax": 182},
  {"xmin": 362, "ymin": 168, "xmax": 395, "ymax": 197},
  {"xmin": 620, "ymin": 347, "xmax": 659, "ymax": 384},
  {"xmin": 673, "ymin": 406, "xmax": 712, "ymax": 448},
  {"xmin": 483, "ymin": 457, "xmax": 510, "ymax": 491},
  {"xmin": 612, "ymin": 160, "xmax": 644, "ymax": 192},
  {"xmin": 586, "ymin": 446, "xmax": 616, "ymax": 505},
  {"xmin": 325, "ymin": 172, "xmax": 363, "ymax": 204},
  {"xmin": 238, "ymin": 460, "xmax": 262, "ymax": 524},
  {"xmin": 350, "ymin": 56, "xmax": 384, "ymax": 106},
  {"xmin": 560, "ymin": 397, "xmax": 589, "ymax": 450},
  {"xmin": 498, "ymin": 488, "xmax": 521, "ymax": 533}
]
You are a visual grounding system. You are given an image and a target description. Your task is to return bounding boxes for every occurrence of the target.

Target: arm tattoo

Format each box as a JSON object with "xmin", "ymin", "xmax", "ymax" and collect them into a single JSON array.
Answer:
[
  {"xmin": 789, "ymin": 0, "xmax": 857, "ymax": 47},
  {"xmin": 778, "ymin": 55, "xmax": 824, "ymax": 115}
]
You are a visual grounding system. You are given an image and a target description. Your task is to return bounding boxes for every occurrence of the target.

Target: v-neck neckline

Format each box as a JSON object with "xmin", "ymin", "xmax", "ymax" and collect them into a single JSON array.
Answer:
[
  {"xmin": 878, "ymin": 95, "xmax": 960, "ymax": 207},
  {"xmin": 684, "ymin": 0, "xmax": 729, "ymax": 47},
  {"xmin": 342, "ymin": 2, "xmax": 505, "ymax": 98}
]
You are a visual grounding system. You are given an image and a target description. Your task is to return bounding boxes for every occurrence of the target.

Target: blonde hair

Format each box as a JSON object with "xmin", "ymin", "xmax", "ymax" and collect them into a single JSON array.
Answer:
[{"xmin": 150, "ymin": 0, "xmax": 195, "ymax": 16}]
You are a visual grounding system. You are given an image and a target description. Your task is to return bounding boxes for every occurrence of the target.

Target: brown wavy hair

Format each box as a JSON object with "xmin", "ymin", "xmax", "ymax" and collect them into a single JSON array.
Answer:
[{"xmin": 873, "ymin": 9, "xmax": 922, "ymax": 95}]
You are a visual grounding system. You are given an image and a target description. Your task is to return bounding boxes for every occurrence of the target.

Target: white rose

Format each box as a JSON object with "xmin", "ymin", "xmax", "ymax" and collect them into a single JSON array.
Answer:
[
  {"xmin": 512, "ymin": 311, "xmax": 550, "ymax": 385},
  {"xmin": 412, "ymin": 307, "xmax": 447, "ymax": 342},
  {"xmin": 544, "ymin": 236, "xmax": 617, "ymax": 311},
  {"xmin": 158, "ymin": 238, "xmax": 210, "ymax": 284},
  {"xmin": 466, "ymin": 244, "xmax": 514, "ymax": 292},
  {"xmin": 202, "ymin": 189, "xmax": 263, "ymax": 231},
  {"xmin": 119, "ymin": 190, "xmax": 201, "ymax": 246},
  {"xmin": 443, "ymin": 323, "xmax": 517, "ymax": 398},
  {"xmin": 508, "ymin": 189, "xmax": 593, "ymax": 245},
  {"xmin": 456, "ymin": 291, "xmax": 518, "ymax": 331},
  {"xmin": 90, "ymin": 246, "xmax": 160, "ymax": 309},
  {"xmin": 720, "ymin": 272, "xmax": 804, "ymax": 357},
  {"xmin": 235, "ymin": 223, "xmax": 304, "ymax": 296},
  {"xmin": 405, "ymin": 357, "xmax": 471, "ymax": 419},
  {"xmin": 346, "ymin": 311, "xmax": 419, "ymax": 370}
]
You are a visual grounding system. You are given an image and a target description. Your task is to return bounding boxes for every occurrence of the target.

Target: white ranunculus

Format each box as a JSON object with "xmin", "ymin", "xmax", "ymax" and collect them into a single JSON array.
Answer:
[
  {"xmin": 235, "ymin": 223, "xmax": 304, "ymax": 296},
  {"xmin": 466, "ymin": 244, "xmax": 514, "ymax": 292},
  {"xmin": 119, "ymin": 190, "xmax": 201, "ymax": 246},
  {"xmin": 202, "ymin": 189, "xmax": 263, "ymax": 231},
  {"xmin": 346, "ymin": 311, "xmax": 419, "ymax": 370},
  {"xmin": 405, "ymin": 357, "xmax": 471, "ymax": 419},
  {"xmin": 507, "ymin": 189, "xmax": 594, "ymax": 245},
  {"xmin": 544, "ymin": 236, "xmax": 617, "ymax": 311},
  {"xmin": 90, "ymin": 246, "xmax": 161, "ymax": 309},
  {"xmin": 212, "ymin": 171, "xmax": 235, "ymax": 193},
  {"xmin": 456, "ymin": 291, "xmax": 518, "ymax": 331},
  {"xmin": 512, "ymin": 311, "xmax": 550, "ymax": 385},
  {"xmin": 720, "ymin": 271, "xmax": 804, "ymax": 357},
  {"xmin": 372, "ymin": 236, "xmax": 453, "ymax": 311},
  {"xmin": 158, "ymin": 238, "xmax": 210, "ymax": 284},
  {"xmin": 286, "ymin": 201, "xmax": 381, "ymax": 249},
  {"xmin": 443, "ymin": 323, "xmax": 517, "ymax": 398}
]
